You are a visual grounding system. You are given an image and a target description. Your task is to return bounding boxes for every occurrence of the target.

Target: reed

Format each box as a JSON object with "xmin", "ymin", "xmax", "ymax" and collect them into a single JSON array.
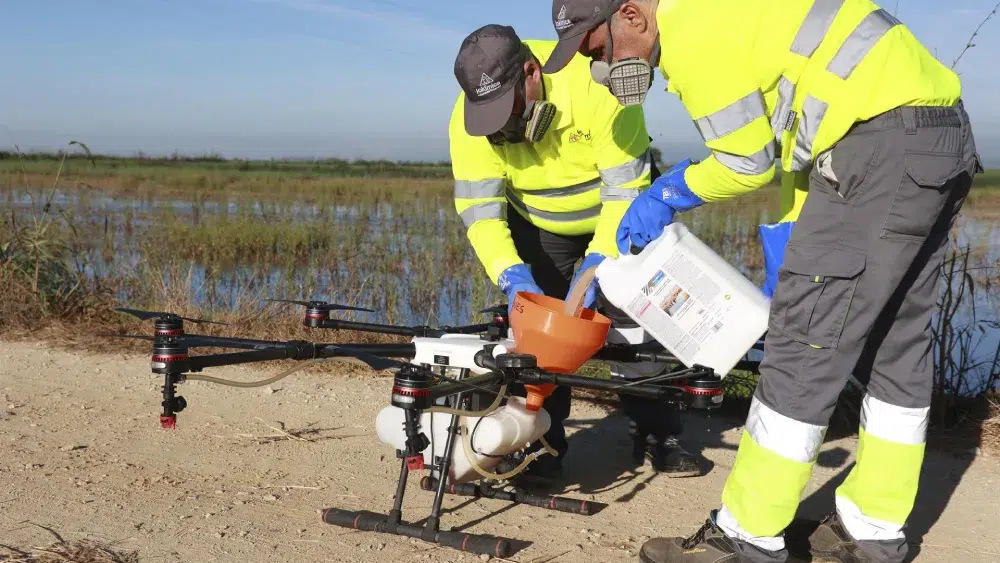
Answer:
[{"xmin": 2, "ymin": 146, "xmax": 998, "ymax": 440}]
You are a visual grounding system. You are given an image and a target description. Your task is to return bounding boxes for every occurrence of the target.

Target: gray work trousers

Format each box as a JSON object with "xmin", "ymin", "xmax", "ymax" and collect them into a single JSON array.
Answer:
[{"xmin": 744, "ymin": 102, "xmax": 981, "ymax": 563}]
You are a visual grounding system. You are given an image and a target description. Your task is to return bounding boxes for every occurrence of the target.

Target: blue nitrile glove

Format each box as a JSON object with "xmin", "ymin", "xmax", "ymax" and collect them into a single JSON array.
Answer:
[
  {"xmin": 567, "ymin": 253, "xmax": 605, "ymax": 311},
  {"xmin": 497, "ymin": 263, "xmax": 543, "ymax": 314},
  {"xmin": 759, "ymin": 221, "xmax": 795, "ymax": 298},
  {"xmin": 616, "ymin": 158, "xmax": 705, "ymax": 254}
]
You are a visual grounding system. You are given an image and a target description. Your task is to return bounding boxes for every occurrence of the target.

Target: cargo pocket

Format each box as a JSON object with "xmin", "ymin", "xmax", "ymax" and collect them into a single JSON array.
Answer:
[
  {"xmin": 769, "ymin": 244, "xmax": 867, "ymax": 349},
  {"xmin": 881, "ymin": 150, "xmax": 962, "ymax": 241}
]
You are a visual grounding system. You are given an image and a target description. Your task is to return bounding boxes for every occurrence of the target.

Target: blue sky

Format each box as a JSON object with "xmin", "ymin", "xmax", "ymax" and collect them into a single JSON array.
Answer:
[{"xmin": 2, "ymin": 0, "xmax": 999, "ymax": 165}]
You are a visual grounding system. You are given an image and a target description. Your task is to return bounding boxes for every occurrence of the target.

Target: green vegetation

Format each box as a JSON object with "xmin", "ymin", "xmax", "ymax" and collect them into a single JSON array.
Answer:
[{"xmin": 2, "ymin": 147, "xmax": 998, "ymax": 441}]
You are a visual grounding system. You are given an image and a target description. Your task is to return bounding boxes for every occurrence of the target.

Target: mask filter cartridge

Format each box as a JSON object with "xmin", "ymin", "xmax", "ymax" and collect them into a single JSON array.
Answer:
[
  {"xmin": 523, "ymin": 100, "xmax": 556, "ymax": 143},
  {"xmin": 607, "ymin": 58, "xmax": 654, "ymax": 106},
  {"xmin": 486, "ymin": 99, "xmax": 557, "ymax": 146}
]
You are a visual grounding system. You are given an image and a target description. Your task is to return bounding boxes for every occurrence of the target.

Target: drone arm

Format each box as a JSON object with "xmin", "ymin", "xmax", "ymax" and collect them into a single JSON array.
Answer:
[
  {"xmin": 187, "ymin": 343, "xmax": 316, "ymax": 371},
  {"xmin": 517, "ymin": 368, "xmax": 687, "ymax": 401},
  {"xmin": 592, "ymin": 345, "xmax": 760, "ymax": 372},
  {"xmin": 317, "ymin": 318, "xmax": 425, "ymax": 336},
  {"xmin": 182, "ymin": 335, "xmax": 297, "ymax": 350},
  {"xmin": 317, "ymin": 343, "xmax": 417, "ymax": 358},
  {"xmin": 432, "ymin": 323, "xmax": 492, "ymax": 335},
  {"xmin": 316, "ymin": 318, "xmax": 494, "ymax": 339}
]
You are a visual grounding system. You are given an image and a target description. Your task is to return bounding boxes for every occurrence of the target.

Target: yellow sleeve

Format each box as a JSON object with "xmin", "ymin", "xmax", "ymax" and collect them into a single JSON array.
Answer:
[
  {"xmin": 663, "ymin": 41, "xmax": 776, "ymax": 202},
  {"xmin": 584, "ymin": 84, "xmax": 653, "ymax": 259},
  {"xmin": 448, "ymin": 94, "xmax": 522, "ymax": 284}
]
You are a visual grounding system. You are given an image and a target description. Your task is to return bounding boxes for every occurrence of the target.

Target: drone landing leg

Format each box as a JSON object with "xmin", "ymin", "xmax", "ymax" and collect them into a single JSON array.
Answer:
[
  {"xmin": 321, "ymin": 396, "xmax": 516, "ymax": 558},
  {"xmin": 422, "ymin": 391, "xmax": 464, "ymax": 540},
  {"xmin": 418, "ymin": 477, "xmax": 604, "ymax": 515},
  {"xmin": 385, "ymin": 450, "xmax": 409, "ymax": 526}
]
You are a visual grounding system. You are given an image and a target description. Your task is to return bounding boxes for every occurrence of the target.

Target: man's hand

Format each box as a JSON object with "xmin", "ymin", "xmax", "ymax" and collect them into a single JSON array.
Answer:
[
  {"xmin": 566, "ymin": 253, "xmax": 605, "ymax": 311},
  {"xmin": 616, "ymin": 159, "xmax": 705, "ymax": 254},
  {"xmin": 497, "ymin": 264, "xmax": 544, "ymax": 314}
]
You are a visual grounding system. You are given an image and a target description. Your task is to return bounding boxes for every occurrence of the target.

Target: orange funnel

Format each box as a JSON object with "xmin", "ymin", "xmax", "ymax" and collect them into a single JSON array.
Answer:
[{"xmin": 508, "ymin": 292, "xmax": 612, "ymax": 411}]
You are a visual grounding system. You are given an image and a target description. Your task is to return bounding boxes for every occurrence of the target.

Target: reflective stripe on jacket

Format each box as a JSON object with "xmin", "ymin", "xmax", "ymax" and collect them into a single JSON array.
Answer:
[
  {"xmin": 449, "ymin": 40, "xmax": 652, "ymax": 284},
  {"xmin": 655, "ymin": 0, "xmax": 962, "ymax": 215}
]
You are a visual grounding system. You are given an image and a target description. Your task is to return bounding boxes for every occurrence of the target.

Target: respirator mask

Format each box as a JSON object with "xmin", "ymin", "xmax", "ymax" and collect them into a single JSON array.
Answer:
[
  {"xmin": 589, "ymin": 21, "xmax": 661, "ymax": 107},
  {"xmin": 486, "ymin": 85, "xmax": 558, "ymax": 146}
]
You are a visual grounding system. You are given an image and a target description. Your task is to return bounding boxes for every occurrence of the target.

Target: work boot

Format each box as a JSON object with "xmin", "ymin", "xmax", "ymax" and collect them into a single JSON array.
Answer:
[
  {"xmin": 629, "ymin": 419, "xmax": 701, "ymax": 477},
  {"xmin": 639, "ymin": 511, "xmax": 787, "ymax": 563},
  {"xmin": 647, "ymin": 435, "xmax": 701, "ymax": 476},
  {"xmin": 518, "ymin": 453, "xmax": 563, "ymax": 485},
  {"xmin": 495, "ymin": 450, "xmax": 563, "ymax": 486},
  {"xmin": 786, "ymin": 512, "xmax": 885, "ymax": 563}
]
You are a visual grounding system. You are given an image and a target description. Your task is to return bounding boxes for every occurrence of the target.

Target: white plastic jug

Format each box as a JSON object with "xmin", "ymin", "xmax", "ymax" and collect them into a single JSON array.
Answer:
[
  {"xmin": 596, "ymin": 222, "xmax": 770, "ymax": 378},
  {"xmin": 374, "ymin": 396, "xmax": 551, "ymax": 483}
]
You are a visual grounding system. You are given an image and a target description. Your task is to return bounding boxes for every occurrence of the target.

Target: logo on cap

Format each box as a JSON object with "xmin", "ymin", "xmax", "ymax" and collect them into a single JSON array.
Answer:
[
  {"xmin": 555, "ymin": 4, "xmax": 572, "ymax": 30},
  {"xmin": 475, "ymin": 73, "xmax": 501, "ymax": 97}
]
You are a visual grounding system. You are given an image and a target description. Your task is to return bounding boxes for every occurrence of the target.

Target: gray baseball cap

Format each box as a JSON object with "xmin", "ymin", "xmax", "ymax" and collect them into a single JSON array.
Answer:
[
  {"xmin": 542, "ymin": 0, "xmax": 625, "ymax": 74},
  {"xmin": 454, "ymin": 24, "xmax": 525, "ymax": 137}
]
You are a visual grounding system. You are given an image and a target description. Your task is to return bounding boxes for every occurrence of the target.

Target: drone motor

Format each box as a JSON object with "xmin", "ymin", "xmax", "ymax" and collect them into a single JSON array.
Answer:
[
  {"xmin": 391, "ymin": 364, "xmax": 435, "ymax": 411},
  {"xmin": 682, "ymin": 372, "xmax": 724, "ymax": 410}
]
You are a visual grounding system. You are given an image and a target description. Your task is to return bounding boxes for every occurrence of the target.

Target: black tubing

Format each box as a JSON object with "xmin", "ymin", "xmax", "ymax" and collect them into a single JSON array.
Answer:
[
  {"xmin": 420, "ymin": 476, "xmax": 478, "ymax": 496},
  {"xmin": 420, "ymin": 476, "xmax": 595, "ymax": 515},
  {"xmin": 516, "ymin": 489, "xmax": 595, "ymax": 515},
  {"xmin": 321, "ymin": 507, "xmax": 512, "ymax": 557},
  {"xmin": 321, "ymin": 508, "xmax": 385, "ymax": 531},
  {"xmin": 436, "ymin": 530, "xmax": 511, "ymax": 558}
]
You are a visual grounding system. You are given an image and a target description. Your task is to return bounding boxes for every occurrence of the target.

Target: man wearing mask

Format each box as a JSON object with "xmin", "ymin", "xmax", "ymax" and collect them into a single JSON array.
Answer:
[
  {"xmin": 449, "ymin": 23, "xmax": 701, "ymax": 484},
  {"xmin": 544, "ymin": 1, "xmax": 982, "ymax": 562}
]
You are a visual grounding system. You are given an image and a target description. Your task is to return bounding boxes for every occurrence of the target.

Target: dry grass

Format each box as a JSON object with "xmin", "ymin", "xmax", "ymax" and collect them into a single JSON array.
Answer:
[
  {"xmin": 0, "ymin": 541, "xmax": 138, "ymax": 563},
  {"xmin": 0, "ymin": 525, "xmax": 138, "ymax": 563},
  {"xmin": 980, "ymin": 395, "xmax": 1000, "ymax": 455}
]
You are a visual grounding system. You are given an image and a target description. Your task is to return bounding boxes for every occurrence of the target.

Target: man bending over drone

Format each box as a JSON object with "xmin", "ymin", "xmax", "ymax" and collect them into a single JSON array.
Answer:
[{"xmin": 448, "ymin": 24, "xmax": 702, "ymax": 483}]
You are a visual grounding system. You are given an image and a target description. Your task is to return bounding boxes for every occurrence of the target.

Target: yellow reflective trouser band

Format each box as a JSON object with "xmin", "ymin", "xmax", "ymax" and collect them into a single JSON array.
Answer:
[
  {"xmin": 776, "ymin": 3, "xmax": 903, "ymax": 171},
  {"xmin": 720, "ymin": 398, "xmax": 825, "ymax": 537},
  {"xmin": 835, "ymin": 395, "xmax": 927, "ymax": 538}
]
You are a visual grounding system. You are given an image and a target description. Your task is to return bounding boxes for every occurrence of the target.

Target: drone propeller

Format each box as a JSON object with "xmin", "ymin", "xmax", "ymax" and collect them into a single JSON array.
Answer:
[
  {"xmin": 114, "ymin": 307, "xmax": 229, "ymax": 326},
  {"xmin": 264, "ymin": 299, "xmax": 375, "ymax": 313}
]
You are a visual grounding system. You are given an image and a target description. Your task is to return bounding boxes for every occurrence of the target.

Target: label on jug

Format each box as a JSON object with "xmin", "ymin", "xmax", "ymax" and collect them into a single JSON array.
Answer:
[{"xmin": 625, "ymin": 247, "xmax": 735, "ymax": 367}]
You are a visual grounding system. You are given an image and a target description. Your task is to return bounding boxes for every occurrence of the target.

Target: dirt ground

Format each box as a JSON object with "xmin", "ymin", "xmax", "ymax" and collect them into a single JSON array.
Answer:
[{"xmin": 1, "ymin": 340, "xmax": 999, "ymax": 563}]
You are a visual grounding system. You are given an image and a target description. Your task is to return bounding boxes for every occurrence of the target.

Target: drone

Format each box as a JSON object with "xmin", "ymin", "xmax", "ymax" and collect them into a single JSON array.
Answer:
[{"xmin": 107, "ymin": 297, "xmax": 762, "ymax": 558}]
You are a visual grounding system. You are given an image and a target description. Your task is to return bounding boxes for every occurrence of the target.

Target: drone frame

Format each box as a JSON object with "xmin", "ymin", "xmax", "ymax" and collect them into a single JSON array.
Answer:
[{"xmin": 109, "ymin": 301, "xmax": 760, "ymax": 558}]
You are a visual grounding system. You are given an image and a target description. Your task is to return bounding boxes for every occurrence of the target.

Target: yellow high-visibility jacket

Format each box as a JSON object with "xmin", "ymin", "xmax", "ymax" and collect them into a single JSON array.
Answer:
[
  {"xmin": 654, "ymin": 0, "xmax": 962, "ymax": 223},
  {"xmin": 449, "ymin": 40, "xmax": 652, "ymax": 284}
]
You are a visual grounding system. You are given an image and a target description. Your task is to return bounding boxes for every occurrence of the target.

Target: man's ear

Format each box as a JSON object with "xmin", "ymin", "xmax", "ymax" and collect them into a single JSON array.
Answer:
[
  {"xmin": 523, "ymin": 59, "xmax": 541, "ymax": 81},
  {"xmin": 619, "ymin": 1, "xmax": 651, "ymax": 32},
  {"xmin": 523, "ymin": 59, "xmax": 544, "ymax": 95}
]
